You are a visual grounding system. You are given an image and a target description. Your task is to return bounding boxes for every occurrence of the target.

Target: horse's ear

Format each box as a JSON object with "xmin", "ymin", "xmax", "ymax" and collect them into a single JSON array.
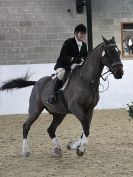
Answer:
[
  {"xmin": 112, "ymin": 36, "xmax": 116, "ymax": 43},
  {"xmin": 102, "ymin": 36, "xmax": 108, "ymax": 44}
]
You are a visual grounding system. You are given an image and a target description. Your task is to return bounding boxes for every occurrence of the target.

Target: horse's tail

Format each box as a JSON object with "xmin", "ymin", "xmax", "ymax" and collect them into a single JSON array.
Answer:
[{"xmin": 0, "ymin": 73, "xmax": 36, "ymax": 91}]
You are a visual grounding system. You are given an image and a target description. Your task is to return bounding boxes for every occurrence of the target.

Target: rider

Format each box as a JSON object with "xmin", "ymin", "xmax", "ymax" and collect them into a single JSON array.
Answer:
[{"xmin": 48, "ymin": 24, "xmax": 88, "ymax": 104}]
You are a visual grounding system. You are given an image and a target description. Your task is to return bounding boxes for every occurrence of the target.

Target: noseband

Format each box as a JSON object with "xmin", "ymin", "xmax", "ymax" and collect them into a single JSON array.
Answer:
[{"xmin": 109, "ymin": 61, "xmax": 123, "ymax": 72}]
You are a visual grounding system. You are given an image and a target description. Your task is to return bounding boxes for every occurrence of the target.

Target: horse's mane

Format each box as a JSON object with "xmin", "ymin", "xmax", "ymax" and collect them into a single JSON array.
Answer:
[
  {"xmin": 93, "ymin": 42, "xmax": 104, "ymax": 51},
  {"xmin": 79, "ymin": 41, "xmax": 105, "ymax": 74},
  {"xmin": 87, "ymin": 41, "xmax": 104, "ymax": 59}
]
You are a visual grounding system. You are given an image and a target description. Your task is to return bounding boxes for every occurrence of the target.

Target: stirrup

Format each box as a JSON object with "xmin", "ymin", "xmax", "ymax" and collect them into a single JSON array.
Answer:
[{"xmin": 48, "ymin": 95, "xmax": 56, "ymax": 104}]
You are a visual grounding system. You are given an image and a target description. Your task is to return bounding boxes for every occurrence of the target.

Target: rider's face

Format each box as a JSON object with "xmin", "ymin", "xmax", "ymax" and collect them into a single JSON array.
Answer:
[{"xmin": 75, "ymin": 32, "xmax": 86, "ymax": 42}]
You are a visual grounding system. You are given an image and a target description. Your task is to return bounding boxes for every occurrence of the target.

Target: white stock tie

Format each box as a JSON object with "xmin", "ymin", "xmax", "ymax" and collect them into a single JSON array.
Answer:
[{"xmin": 78, "ymin": 43, "xmax": 82, "ymax": 52}]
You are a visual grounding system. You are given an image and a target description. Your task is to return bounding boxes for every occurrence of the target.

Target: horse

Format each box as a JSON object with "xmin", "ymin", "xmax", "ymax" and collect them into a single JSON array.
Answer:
[{"xmin": 0, "ymin": 36, "xmax": 124, "ymax": 157}]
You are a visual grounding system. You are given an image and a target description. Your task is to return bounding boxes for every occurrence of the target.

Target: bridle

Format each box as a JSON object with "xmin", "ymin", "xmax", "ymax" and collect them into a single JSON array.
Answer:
[
  {"xmin": 80, "ymin": 42, "xmax": 123, "ymax": 92},
  {"xmin": 101, "ymin": 44, "xmax": 123, "ymax": 77},
  {"xmin": 100, "ymin": 43, "xmax": 123, "ymax": 92}
]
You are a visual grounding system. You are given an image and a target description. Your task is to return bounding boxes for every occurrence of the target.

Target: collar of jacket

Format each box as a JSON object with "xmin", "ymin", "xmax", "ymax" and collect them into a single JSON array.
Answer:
[{"xmin": 75, "ymin": 36, "xmax": 82, "ymax": 46}]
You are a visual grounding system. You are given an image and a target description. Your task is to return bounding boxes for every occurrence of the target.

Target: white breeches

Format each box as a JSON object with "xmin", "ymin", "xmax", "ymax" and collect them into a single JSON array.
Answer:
[{"xmin": 56, "ymin": 68, "xmax": 65, "ymax": 80}]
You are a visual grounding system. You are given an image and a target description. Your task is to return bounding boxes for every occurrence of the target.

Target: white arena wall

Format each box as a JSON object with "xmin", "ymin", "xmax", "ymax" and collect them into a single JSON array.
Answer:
[{"xmin": 0, "ymin": 60, "xmax": 132, "ymax": 115}]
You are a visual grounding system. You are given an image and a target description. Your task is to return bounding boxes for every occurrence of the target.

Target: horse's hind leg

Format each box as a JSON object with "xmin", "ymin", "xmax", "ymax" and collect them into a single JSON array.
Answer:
[
  {"xmin": 47, "ymin": 114, "xmax": 66, "ymax": 157},
  {"xmin": 22, "ymin": 101, "xmax": 44, "ymax": 157}
]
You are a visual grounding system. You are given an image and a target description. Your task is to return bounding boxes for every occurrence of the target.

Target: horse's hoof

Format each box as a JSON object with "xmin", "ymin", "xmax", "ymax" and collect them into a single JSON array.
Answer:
[
  {"xmin": 67, "ymin": 142, "xmax": 72, "ymax": 150},
  {"xmin": 76, "ymin": 146, "xmax": 85, "ymax": 157},
  {"xmin": 21, "ymin": 151, "xmax": 30, "ymax": 157},
  {"xmin": 52, "ymin": 148, "xmax": 63, "ymax": 158}
]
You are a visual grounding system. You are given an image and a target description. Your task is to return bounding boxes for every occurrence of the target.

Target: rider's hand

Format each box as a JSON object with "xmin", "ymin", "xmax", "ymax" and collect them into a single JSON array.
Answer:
[
  {"xmin": 81, "ymin": 57, "xmax": 85, "ymax": 62},
  {"xmin": 71, "ymin": 57, "xmax": 82, "ymax": 64}
]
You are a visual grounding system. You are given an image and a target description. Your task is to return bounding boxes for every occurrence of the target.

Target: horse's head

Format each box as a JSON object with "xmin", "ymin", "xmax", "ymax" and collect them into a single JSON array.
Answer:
[{"xmin": 102, "ymin": 36, "xmax": 124, "ymax": 79}]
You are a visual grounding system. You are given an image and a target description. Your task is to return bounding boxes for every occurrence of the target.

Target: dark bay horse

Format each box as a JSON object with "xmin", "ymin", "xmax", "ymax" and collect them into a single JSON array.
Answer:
[{"xmin": 0, "ymin": 36, "xmax": 124, "ymax": 157}]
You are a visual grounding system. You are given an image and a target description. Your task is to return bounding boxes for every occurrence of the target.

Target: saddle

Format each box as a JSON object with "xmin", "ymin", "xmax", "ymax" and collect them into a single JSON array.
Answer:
[
  {"xmin": 51, "ymin": 62, "xmax": 83, "ymax": 90},
  {"xmin": 51, "ymin": 70, "xmax": 72, "ymax": 91},
  {"xmin": 48, "ymin": 63, "xmax": 83, "ymax": 105}
]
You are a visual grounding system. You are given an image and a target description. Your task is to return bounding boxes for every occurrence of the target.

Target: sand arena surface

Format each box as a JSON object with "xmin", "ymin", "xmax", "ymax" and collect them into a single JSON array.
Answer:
[{"xmin": 0, "ymin": 109, "xmax": 133, "ymax": 177}]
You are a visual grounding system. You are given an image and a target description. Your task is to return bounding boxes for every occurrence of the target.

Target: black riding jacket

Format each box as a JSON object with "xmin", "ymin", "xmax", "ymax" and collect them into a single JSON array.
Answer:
[{"xmin": 54, "ymin": 37, "xmax": 88, "ymax": 70}]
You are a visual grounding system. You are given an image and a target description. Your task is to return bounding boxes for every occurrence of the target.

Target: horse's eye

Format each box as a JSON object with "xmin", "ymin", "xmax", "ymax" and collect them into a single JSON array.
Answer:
[{"xmin": 109, "ymin": 47, "xmax": 115, "ymax": 52}]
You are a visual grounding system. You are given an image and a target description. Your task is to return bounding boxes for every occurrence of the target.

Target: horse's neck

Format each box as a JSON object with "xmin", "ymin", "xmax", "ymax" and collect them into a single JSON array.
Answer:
[{"xmin": 81, "ymin": 44, "xmax": 104, "ymax": 84}]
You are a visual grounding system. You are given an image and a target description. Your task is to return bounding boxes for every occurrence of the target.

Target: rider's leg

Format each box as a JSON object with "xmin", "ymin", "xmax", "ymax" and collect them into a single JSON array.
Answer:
[
  {"xmin": 56, "ymin": 68, "xmax": 65, "ymax": 80},
  {"xmin": 48, "ymin": 68, "xmax": 65, "ymax": 104}
]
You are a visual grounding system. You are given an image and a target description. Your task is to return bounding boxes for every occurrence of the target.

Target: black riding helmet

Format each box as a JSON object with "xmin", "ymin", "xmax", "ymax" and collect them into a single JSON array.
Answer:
[{"xmin": 74, "ymin": 24, "xmax": 87, "ymax": 34}]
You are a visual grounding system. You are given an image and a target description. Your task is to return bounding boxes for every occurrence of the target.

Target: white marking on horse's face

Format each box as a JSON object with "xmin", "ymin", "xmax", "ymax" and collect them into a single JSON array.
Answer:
[
  {"xmin": 115, "ymin": 47, "xmax": 119, "ymax": 52},
  {"xmin": 102, "ymin": 50, "xmax": 105, "ymax": 57}
]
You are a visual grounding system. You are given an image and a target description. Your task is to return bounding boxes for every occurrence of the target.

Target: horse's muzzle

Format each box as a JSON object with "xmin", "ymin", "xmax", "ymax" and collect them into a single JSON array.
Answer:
[{"xmin": 112, "ymin": 64, "xmax": 124, "ymax": 79}]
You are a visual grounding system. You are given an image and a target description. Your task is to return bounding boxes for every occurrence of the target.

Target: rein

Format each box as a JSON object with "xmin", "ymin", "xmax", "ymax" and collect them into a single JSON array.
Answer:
[
  {"xmin": 100, "ymin": 71, "xmax": 112, "ymax": 92},
  {"xmin": 80, "ymin": 67, "xmax": 112, "ymax": 93},
  {"xmin": 100, "ymin": 69, "xmax": 110, "ymax": 81}
]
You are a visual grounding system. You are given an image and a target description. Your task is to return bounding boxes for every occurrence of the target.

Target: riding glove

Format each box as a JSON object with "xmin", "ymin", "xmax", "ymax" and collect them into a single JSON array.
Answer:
[{"xmin": 71, "ymin": 57, "xmax": 83, "ymax": 64}]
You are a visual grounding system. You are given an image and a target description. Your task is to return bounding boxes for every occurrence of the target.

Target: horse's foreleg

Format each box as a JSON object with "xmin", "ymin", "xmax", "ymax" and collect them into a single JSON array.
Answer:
[
  {"xmin": 68, "ymin": 105, "xmax": 94, "ymax": 156},
  {"xmin": 77, "ymin": 108, "xmax": 94, "ymax": 156},
  {"xmin": 47, "ymin": 114, "xmax": 66, "ymax": 157},
  {"xmin": 67, "ymin": 133, "xmax": 88, "ymax": 151}
]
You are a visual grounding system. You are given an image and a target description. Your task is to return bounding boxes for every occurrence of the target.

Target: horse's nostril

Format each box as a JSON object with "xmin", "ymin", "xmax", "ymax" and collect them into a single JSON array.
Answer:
[{"xmin": 115, "ymin": 70, "xmax": 123, "ymax": 79}]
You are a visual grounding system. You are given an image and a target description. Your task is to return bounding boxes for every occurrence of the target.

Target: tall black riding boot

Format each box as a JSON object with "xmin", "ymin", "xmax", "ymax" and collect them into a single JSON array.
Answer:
[{"xmin": 48, "ymin": 79, "xmax": 62, "ymax": 104}]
